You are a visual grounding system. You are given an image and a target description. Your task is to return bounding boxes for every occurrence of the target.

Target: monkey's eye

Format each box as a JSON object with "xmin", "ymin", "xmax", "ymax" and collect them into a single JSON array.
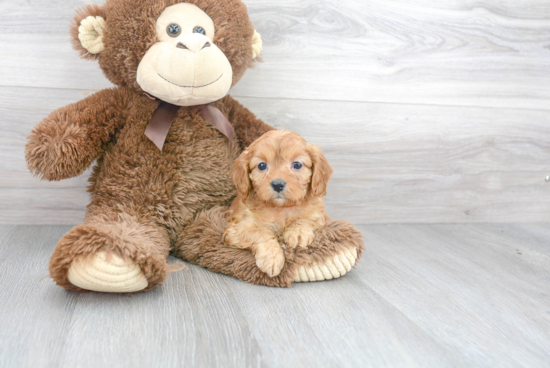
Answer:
[
  {"xmin": 167, "ymin": 24, "xmax": 181, "ymax": 37},
  {"xmin": 258, "ymin": 162, "xmax": 267, "ymax": 171},
  {"xmin": 292, "ymin": 162, "xmax": 303, "ymax": 170},
  {"xmin": 193, "ymin": 26, "xmax": 206, "ymax": 35}
]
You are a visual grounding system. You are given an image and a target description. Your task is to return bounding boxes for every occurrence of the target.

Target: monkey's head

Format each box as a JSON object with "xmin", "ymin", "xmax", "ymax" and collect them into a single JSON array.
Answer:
[{"xmin": 71, "ymin": 0, "xmax": 262, "ymax": 106}]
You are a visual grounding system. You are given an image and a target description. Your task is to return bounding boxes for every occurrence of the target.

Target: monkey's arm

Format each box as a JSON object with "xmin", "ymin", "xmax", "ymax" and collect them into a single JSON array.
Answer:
[
  {"xmin": 221, "ymin": 95, "xmax": 275, "ymax": 149},
  {"xmin": 25, "ymin": 87, "xmax": 129, "ymax": 181}
]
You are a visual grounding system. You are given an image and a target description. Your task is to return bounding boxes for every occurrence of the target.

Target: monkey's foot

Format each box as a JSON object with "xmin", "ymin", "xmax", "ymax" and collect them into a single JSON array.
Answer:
[
  {"xmin": 174, "ymin": 206, "xmax": 364, "ymax": 287},
  {"xmin": 293, "ymin": 247, "xmax": 358, "ymax": 282},
  {"xmin": 67, "ymin": 251, "xmax": 148, "ymax": 293}
]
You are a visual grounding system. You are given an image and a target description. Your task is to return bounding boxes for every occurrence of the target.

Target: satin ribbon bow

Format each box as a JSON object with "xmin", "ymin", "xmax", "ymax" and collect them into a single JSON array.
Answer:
[{"xmin": 144, "ymin": 101, "xmax": 235, "ymax": 151}]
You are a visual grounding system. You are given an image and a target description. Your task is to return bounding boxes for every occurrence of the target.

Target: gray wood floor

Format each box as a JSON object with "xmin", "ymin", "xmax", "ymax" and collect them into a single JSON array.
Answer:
[{"xmin": 1, "ymin": 224, "xmax": 549, "ymax": 368}]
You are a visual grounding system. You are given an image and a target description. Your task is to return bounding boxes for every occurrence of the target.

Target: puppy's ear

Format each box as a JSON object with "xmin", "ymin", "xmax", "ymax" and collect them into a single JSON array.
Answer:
[
  {"xmin": 309, "ymin": 144, "xmax": 333, "ymax": 197},
  {"xmin": 233, "ymin": 150, "xmax": 252, "ymax": 197}
]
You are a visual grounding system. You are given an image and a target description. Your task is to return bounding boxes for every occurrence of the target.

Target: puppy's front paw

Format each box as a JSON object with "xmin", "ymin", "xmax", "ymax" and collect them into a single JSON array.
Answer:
[
  {"xmin": 255, "ymin": 240, "xmax": 285, "ymax": 277},
  {"xmin": 223, "ymin": 225, "xmax": 250, "ymax": 249},
  {"xmin": 223, "ymin": 226, "xmax": 239, "ymax": 247},
  {"xmin": 284, "ymin": 226, "xmax": 316, "ymax": 248}
]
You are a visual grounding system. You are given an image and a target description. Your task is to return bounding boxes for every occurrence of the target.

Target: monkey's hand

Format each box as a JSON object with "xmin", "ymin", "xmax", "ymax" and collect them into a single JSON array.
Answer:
[
  {"xmin": 25, "ymin": 88, "xmax": 126, "ymax": 181},
  {"xmin": 26, "ymin": 112, "xmax": 97, "ymax": 180}
]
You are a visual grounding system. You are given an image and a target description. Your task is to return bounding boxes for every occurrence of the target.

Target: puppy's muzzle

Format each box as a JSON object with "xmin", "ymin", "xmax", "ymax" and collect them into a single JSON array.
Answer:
[{"xmin": 271, "ymin": 180, "xmax": 286, "ymax": 193}]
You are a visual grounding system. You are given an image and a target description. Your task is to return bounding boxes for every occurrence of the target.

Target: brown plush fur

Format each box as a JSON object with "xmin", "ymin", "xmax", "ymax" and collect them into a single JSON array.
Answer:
[
  {"xmin": 174, "ymin": 206, "xmax": 364, "ymax": 287},
  {"xmin": 26, "ymin": 0, "xmax": 364, "ymax": 292},
  {"xmin": 224, "ymin": 130, "xmax": 333, "ymax": 277}
]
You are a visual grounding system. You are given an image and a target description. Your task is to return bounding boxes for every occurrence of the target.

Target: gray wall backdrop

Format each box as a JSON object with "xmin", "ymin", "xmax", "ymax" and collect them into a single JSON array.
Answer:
[{"xmin": 1, "ymin": 0, "xmax": 549, "ymax": 225}]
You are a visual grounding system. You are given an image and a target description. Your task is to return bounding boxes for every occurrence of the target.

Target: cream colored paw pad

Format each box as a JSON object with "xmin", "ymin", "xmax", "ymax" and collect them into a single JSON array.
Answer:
[
  {"xmin": 67, "ymin": 251, "xmax": 148, "ymax": 293},
  {"xmin": 293, "ymin": 247, "xmax": 358, "ymax": 282}
]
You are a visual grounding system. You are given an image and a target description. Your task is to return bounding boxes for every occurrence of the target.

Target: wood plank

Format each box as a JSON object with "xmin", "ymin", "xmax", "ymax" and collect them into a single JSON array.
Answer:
[
  {"xmin": 0, "ymin": 0, "xmax": 549, "ymax": 109},
  {"xmin": 2, "ymin": 86, "xmax": 549, "ymax": 224},
  {"xmin": 359, "ymin": 223, "xmax": 550, "ymax": 367},
  {"xmin": 226, "ymin": 268, "xmax": 467, "ymax": 367},
  {"xmin": 0, "ymin": 225, "xmax": 16, "ymax": 243},
  {"xmin": 0, "ymin": 188, "xmax": 89, "ymax": 225},
  {"xmin": 55, "ymin": 265, "xmax": 265, "ymax": 367},
  {"xmin": 0, "ymin": 225, "xmax": 78, "ymax": 368},
  {"xmin": 1, "ymin": 224, "xmax": 549, "ymax": 367}
]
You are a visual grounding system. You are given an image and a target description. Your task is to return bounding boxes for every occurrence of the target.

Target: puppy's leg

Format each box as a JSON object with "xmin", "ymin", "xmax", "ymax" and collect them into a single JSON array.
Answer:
[
  {"xmin": 224, "ymin": 220, "xmax": 285, "ymax": 277},
  {"xmin": 252, "ymin": 237, "xmax": 285, "ymax": 278},
  {"xmin": 223, "ymin": 222, "xmax": 253, "ymax": 249},
  {"xmin": 284, "ymin": 215, "xmax": 326, "ymax": 248},
  {"xmin": 237, "ymin": 223, "xmax": 285, "ymax": 277}
]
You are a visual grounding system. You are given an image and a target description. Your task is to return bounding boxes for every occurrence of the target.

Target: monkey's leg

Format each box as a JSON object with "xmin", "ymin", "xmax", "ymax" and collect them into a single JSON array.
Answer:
[
  {"xmin": 49, "ymin": 212, "xmax": 171, "ymax": 293},
  {"xmin": 174, "ymin": 206, "xmax": 364, "ymax": 287}
]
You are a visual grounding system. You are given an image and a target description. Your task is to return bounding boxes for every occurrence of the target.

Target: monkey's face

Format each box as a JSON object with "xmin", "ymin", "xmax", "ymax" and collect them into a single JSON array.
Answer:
[
  {"xmin": 136, "ymin": 3, "xmax": 233, "ymax": 106},
  {"xmin": 71, "ymin": 0, "xmax": 262, "ymax": 103}
]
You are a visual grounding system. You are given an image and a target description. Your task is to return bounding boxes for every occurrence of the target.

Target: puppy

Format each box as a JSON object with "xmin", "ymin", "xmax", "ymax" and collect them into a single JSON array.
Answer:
[{"xmin": 223, "ymin": 130, "xmax": 333, "ymax": 277}]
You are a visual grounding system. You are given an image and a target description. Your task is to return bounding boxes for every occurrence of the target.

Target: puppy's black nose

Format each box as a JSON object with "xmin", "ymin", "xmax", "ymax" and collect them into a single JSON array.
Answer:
[{"xmin": 271, "ymin": 180, "xmax": 286, "ymax": 193}]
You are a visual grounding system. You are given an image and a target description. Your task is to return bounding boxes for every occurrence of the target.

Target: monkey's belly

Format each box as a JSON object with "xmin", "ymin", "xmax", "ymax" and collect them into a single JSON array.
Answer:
[
  {"xmin": 88, "ymin": 127, "xmax": 239, "ymax": 230},
  {"xmin": 169, "ymin": 134, "xmax": 240, "ymax": 225}
]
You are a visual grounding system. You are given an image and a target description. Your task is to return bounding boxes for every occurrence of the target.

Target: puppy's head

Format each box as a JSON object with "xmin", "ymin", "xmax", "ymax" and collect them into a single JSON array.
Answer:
[{"xmin": 233, "ymin": 130, "xmax": 333, "ymax": 207}]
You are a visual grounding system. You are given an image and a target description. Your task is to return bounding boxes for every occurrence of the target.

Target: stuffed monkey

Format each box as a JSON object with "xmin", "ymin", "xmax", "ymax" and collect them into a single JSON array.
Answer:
[{"xmin": 25, "ymin": 0, "xmax": 363, "ymax": 292}]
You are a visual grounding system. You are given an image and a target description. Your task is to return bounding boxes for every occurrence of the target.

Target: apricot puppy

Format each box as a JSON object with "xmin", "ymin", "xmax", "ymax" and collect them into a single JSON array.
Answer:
[{"xmin": 223, "ymin": 130, "xmax": 333, "ymax": 277}]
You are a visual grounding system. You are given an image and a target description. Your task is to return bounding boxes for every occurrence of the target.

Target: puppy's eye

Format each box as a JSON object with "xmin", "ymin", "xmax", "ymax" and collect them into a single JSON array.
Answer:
[
  {"xmin": 193, "ymin": 26, "xmax": 206, "ymax": 35},
  {"xmin": 258, "ymin": 162, "xmax": 267, "ymax": 171},
  {"xmin": 292, "ymin": 162, "xmax": 303, "ymax": 170},
  {"xmin": 167, "ymin": 24, "xmax": 182, "ymax": 37}
]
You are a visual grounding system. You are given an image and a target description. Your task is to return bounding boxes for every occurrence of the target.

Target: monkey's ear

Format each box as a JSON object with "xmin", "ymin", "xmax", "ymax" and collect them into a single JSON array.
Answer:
[
  {"xmin": 233, "ymin": 151, "xmax": 252, "ymax": 197},
  {"xmin": 70, "ymin": 5, "xmax": 106, "ymax": 60},
  {"xmin": 251, "ymin": 30, "xmax": 262, "ymax": 60},
  {"xmin": 309, "ymin": 144, "xmax": 333, "ymax": 197}
]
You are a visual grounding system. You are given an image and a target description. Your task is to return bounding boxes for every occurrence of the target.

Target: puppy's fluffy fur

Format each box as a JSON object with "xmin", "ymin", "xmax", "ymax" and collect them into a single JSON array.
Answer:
[{"xmin": 224, "ymin": 130, "xmax": 333, "ymax": 277}]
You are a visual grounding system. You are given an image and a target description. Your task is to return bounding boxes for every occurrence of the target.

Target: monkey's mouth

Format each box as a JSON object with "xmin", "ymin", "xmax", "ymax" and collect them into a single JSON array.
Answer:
[{"xmin": 158, "ymin": 73, "xmax": 223, "ymax": 89}]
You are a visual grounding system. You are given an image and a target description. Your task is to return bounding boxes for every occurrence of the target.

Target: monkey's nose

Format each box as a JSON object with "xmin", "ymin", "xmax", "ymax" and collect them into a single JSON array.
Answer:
[
  {"xmin": 176, "ymin": 42, "xmax": 188, "ymax": 50},
  {"xmin": 176, "ymin": 41, "xmax": 211, "ymax": 52},
  {"xmin": 271, "ymin": 180, "xmax": 286, "ymax": 193}
]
